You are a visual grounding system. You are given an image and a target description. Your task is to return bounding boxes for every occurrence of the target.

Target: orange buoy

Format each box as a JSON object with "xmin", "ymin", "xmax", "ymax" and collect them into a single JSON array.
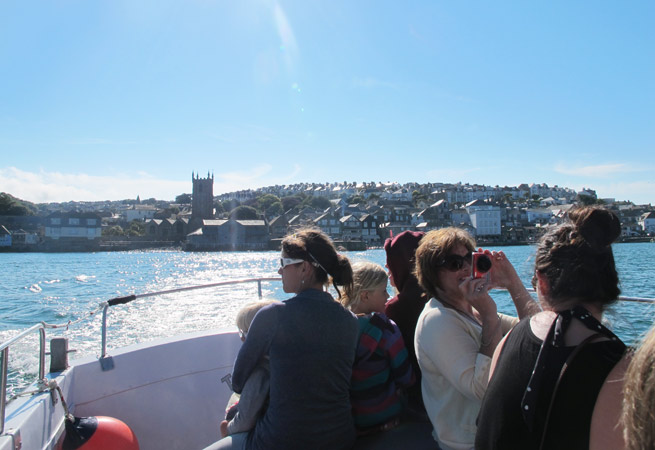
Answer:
[{"xmin": 62, "ymin": 416, "xmax": 139, "ymax": 450}]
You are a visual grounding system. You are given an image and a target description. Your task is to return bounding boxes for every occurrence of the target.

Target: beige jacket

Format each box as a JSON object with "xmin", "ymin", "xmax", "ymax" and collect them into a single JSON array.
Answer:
[{"xmin": 415, "ymin": 298, "xmax": 517, "ymax": 450}]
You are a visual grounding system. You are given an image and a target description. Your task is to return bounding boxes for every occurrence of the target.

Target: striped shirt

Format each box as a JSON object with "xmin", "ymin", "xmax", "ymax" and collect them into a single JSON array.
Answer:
[{"xmin": 351, "ymin": 312, "xmax": 415, "ymax": 430}]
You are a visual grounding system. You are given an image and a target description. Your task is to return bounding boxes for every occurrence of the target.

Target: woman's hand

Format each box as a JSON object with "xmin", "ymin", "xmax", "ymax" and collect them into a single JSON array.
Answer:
[
  {"xmin": 485, "ymin": 249, "xmax": 541, "ymax": 318},
  {"xmin": 460, "ymin": 276, "xmax": 497, "ymax": 319},
  {"xmin": 220, "ymin": 420, "xmax": 229, "ymax": 438},
  {"xmin": 486, "ymin": 250, "xmax": 522, "ymax": 291},
  {"xmin": 460, "ymin": 276, "xmax": 502, "ymax": 356}
]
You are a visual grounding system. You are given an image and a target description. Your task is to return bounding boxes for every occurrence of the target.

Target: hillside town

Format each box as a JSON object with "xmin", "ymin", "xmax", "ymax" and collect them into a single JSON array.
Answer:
[{"xmin": 1, "ymin": 173, "xmax": 654, "ymax": 252}]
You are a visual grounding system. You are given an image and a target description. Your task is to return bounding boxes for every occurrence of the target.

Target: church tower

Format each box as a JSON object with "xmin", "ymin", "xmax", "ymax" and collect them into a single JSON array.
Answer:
[{"xmin": 191, "ymin": 171, "xmax": 214, "ymax": 224}]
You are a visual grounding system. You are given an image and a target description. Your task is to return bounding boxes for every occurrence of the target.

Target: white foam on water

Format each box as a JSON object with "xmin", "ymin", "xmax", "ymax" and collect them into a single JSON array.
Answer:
[{"xmin": 75, "ymin": 275, "xmax": 96, "ymax": 283}]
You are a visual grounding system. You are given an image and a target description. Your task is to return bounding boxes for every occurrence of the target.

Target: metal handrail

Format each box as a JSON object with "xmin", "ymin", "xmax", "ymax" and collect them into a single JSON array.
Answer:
[
  {"xmin": 0, "ymin": 324, "xmax": 46, "ymax": 435},
  {"xmin": 99, "ymin": 277, "xmax": 281, "ymax": 358},
  {"xmin": 612, "ymin": 296, "xmax": 655, "ymax": 304},
  {"xmin": 0, "ymin": 347, "xmax": 6, "ymax": 435},
  {"xmin": 0, "ymin": 276, "xmax": 281, "ymax": 436},
  {"xmin": 524, "ymin": 288, "xmax": 655, "ymax": 304}
]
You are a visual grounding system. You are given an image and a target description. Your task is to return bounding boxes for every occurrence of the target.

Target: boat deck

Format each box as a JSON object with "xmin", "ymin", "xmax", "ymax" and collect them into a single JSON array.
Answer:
[{"xmin": 354, "ymin": 420, "xmax": 439, "ymax": 449}]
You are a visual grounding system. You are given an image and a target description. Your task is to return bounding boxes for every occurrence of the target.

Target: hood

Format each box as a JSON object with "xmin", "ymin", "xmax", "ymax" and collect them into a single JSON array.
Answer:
[{"xmin": 384, "ymin": 230, "xmax": 424, "ymax": 292}]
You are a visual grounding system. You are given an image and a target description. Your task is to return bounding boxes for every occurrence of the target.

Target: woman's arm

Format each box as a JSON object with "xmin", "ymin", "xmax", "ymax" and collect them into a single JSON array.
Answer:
[
  {"xmin": 232, "ymin": 305, "xmax": 278, "ymax": 393},
  {"xmin": 488, "ymin": 250, "xmax": 541, "ymax": 319},
  {"xmin": 589, "ymin": 354, "xmax": 630, "ymax": 450},
  {"xmin": 477, "ymin": 312, "xmax": 502, "ymax": 358},
  {"xmin": 227, "ymin": 364, "xmax": 270, "ymax": 435},
  {"xmin": 488, "ymin": 330, "xmax": 512, "ymax": 381},
  {"xmin": 461, "ymin": 276, "xmax": 502, "ymax": 358}
]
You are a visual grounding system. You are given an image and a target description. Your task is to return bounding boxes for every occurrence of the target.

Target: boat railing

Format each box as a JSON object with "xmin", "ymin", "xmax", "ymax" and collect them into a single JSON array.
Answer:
[
  {"xmin": 0, "ymin": 276, "xmax": 281, "ymax": 436},
  {"xmin": 526, "ymin": 289, "xmax": 655, "ymax": 304},
  {"xmin": 0, "ymin": 324, "xmax": 46, "ymax": 435},
  {"xmin": 99, "ymin": 277, "xmax": 281, "ymax": 359}
]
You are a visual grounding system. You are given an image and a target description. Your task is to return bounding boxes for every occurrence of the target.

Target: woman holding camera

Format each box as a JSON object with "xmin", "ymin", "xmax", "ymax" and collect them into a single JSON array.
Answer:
[
  {"xmin": 414, "ymin": 227, "xmax": 540, "ymax": 450},
  {"xmin": 474, "ymin": 206, "xmax": 627, "ymax": 450}
]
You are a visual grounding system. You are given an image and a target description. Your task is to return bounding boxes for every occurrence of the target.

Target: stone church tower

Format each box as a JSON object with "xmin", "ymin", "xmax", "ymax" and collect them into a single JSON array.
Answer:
[{"xmin": 191, "ymin": 172, "xmax": 214, "ymax": 227}]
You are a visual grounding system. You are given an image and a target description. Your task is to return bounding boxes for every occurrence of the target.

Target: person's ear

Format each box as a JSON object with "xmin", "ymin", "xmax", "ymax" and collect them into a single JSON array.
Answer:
[
  {"xmin": 536, "ymin": 270, "xmax": 550, "ymax": 297},
  {"xmin": 360, "ymin": 290, "xmax": 369, "ymax": 303}
]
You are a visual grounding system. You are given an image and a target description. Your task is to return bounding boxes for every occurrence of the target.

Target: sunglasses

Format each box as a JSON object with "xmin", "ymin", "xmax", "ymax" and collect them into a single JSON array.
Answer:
[
  {"xmin": 438, "ymin": 252, "xmax": 473, "ymax": 272},
  {"xmin": 280, "ymin": 257, "xmax": 305, "ymax": 269}
]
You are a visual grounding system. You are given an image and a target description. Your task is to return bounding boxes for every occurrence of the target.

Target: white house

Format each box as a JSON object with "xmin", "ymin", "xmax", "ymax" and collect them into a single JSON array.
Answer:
[
  {"xmin": 0, "ymin": 225, "xmax": 11, "ymax": 247},
  {"xmin": 465, "ymin": 200, "xmax": 501, "ymax": 236},
  {"xmin": 359, "ymin": 214, "xmax": 380, "ymax": 246},
  {"xmin": 451, "ymin": 208, "xmax": 471, "ymax": 226},
  {"xmin": 639, "ymin": 212, "xmax": 655, "ymax": 233},
  {"xmin": 526, "ymin": 208, "xmax": 554, "ymax": 224},
  {"xmin": 11, "ymin": 229, "xmax": 39, "ymax": 245},
  {"xmin": 124, "ymin": 205, "xmax": 157, "ymax": 222},
  {"xmin": 340, "ymin": 215, "xmax": 362, "ymax": 241},
  {"xmin": 314, "ymin": 212, "xmax": 341, "ymax": 238},
  {"xmin": 45, "ymin": 211, "xmax": 102, "ymax": 240}
]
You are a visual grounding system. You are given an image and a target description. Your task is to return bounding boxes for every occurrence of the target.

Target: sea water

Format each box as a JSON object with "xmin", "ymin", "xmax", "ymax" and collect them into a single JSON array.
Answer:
[{"xmin": 1, "ymin": 243, "xmax": 655, "ymax": 398}]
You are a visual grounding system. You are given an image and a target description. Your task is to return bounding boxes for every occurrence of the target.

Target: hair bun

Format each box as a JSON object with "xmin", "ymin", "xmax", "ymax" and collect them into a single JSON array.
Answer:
[{"xmin": 569, "ymin": 207, "xmax": 621, "ymax": 248}]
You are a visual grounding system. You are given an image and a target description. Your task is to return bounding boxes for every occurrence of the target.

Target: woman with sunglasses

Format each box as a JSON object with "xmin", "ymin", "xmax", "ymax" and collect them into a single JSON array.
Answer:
[
  {"xmin": 413, "ymin": 227, "xmax": 539, "ymax": 450},
  {"xmin": 205, "ymin": 227, "xmax": 359, "ymax": 450},
  {"xmin": 475, "ymin": 207, "xmax": 626, "ymax": 450}
]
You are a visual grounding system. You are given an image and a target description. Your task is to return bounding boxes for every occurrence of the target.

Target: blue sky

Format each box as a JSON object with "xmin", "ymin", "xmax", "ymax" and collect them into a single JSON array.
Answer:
[{"xmin": 1, "ymin": 1, "xmax": 653, "ymax": 205}]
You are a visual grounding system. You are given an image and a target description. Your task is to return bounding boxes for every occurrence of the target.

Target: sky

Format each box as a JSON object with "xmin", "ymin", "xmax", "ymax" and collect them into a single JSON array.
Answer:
[{"xmin": 1, "ymin": 1, "xmax": 653, "ymax": 205}]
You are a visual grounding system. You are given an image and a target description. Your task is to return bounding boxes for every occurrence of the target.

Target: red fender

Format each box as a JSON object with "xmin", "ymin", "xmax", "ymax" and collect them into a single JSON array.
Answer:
[{"xmin": 62, "ymin": 416, "xmax": 139, "ymax": 450}]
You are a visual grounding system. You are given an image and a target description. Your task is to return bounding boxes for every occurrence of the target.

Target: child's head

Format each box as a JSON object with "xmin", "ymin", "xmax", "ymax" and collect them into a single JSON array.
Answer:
[
  {"xmin": 236, "ymin": 300, "xmax": 277, "ymax": 340},
  {"xmin": 340, "ymin": 261, "xmax": 389, "ymax": 314}
]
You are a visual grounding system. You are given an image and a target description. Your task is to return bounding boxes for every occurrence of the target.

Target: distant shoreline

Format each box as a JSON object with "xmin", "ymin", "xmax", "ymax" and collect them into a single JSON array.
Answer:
[{"xmin": 1, "ymin": 236, "xmax": 651, "ymax": 254}]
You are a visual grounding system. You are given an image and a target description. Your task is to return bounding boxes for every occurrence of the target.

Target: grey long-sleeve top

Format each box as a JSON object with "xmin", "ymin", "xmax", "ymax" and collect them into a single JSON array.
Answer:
[{"xmin": 232, "ymin": 289, "xmax": 359, "ymax": 450}]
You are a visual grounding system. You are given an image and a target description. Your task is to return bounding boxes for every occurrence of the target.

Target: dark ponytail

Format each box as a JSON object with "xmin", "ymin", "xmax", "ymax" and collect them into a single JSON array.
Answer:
[{"xmin": 328, "ymin": 253, "xmax": 354, "ymax": 300}]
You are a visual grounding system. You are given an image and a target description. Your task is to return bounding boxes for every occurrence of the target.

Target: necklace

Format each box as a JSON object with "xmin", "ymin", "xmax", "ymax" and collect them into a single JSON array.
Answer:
[
  {"xmin": 438, "ymin": 298, "xmax": 481, "ymax": 327},
  {"xmin": 456, "ymin": 309, "xmax": 482, "ymax": 327}
]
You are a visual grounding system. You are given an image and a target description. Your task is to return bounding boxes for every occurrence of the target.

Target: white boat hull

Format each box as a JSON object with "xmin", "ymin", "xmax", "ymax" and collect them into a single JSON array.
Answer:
[{"xmin": 1, "ymin": 329, "xmax": 241, "ymax": 450}]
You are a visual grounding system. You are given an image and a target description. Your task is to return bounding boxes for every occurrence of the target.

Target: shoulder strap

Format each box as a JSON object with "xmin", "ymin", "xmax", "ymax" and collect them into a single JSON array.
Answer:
[
  {"xmin": 522, "ymin": 306, "xmax": 624, "ymax": 430},
  {"xmin": 537, "ymin": 332, "xmax": 603, "ymax": 450}
]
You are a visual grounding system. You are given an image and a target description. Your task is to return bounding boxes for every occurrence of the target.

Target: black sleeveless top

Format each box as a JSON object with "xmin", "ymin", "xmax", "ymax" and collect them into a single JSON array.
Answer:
[{"xmin": 474, "ymin": 315, "xmax": 625, "ymax": 450}]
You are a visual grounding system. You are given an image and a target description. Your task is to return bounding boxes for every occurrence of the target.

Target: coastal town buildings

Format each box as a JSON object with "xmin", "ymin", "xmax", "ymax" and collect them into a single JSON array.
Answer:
[
  {"xmin": 315, "ymin": 211, "xmax": 341, "ymax": 238},
  {"xmin": 0, "ymin": 225, "xmax": 11, "ymax": 247},
  {"xmin": 191, "ymin": 172, "xmax": 214, "ymax": 227},
  {"xmin": 186, "ymin": 219, "xmax": 269, "ymax": 251},
  {"xmin": 640, "ymin": 212, "xmax": 655, "ymax": 233},
  {"xmin": 123, "ymin": 205, "xmax": 157, "ymax": 222},
  {"xmin": 1, "ymin": 179, "xmax": 654, "ymax": 252},
  {"xmin": 10, "ymin": 229, "xmax": 38, "ymax": 246},
  {"xmin": 44, "ymin": 211, "xmax": 102, "ymax": 240},
  {"xmin": 360, "ymin": 214, "xmax": 381, "ymax": 247},
  {"xmin": 465, "ymin": 200, "xmax": 502, "ymax": 237},
  {"xmin": 39, "ymin": 211, "xmax": 103, "ymax": 251}
]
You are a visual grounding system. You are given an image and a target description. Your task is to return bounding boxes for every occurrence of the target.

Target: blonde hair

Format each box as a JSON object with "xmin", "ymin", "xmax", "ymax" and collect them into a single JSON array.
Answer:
[
  {"xmin": 340, "ymin": 261, "xmax": 388, "ymax": 312},
  {"xmin": 235, "ymin": 300, "xmax": 278, "ymax": 335},
  {"xmin": 622, "ymin": 327, "xmax": 655, "ymax": 450}
]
